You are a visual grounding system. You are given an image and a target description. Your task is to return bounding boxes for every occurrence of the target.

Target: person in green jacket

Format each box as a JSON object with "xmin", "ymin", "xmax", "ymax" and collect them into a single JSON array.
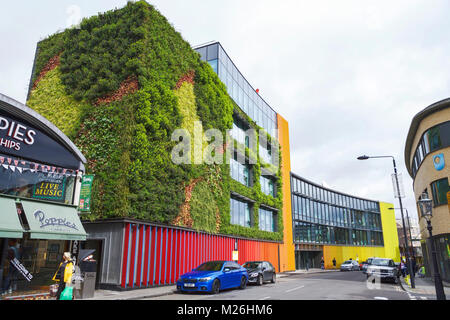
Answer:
[{"xmin": 52, "ymin": 252, "xmax": 74, "ymax": 300}]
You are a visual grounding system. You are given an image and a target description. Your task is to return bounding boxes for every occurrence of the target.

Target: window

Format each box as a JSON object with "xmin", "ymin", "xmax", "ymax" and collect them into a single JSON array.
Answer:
[
  {"xmin": 260, "ymin": 175, "xmax": 275, "ymax": 197},
  {"xmin": 208, "ymin": 59, "xmax": 218, "ymax": 74},
  {"xmin": 412, "ymin": 121, "xmax": 450, "ymax": 177},
  {"xmin": 230, "ymin": 154, "xmax": 251, "ymax": 187},
  {"xmin": 230, "ymin": 197, "xmax": 251, "ymax": 228},
  {"xmin": 431, "ymin": 178, "xmax": 449, "ymax": 206},
  {"xmin": 259, "ymin": 207, "xmax": 276, "ymax": 232},
  {"xmin": 0, "ymin": 158, "xmax": 76, "ymax": 205},
  {"xmin": 259, "ymin": 142, "xmax": 272, "ymax": 164},
  {"xmin": 231, "ymin": 118, "xmax": 249, "ymax": 148}
]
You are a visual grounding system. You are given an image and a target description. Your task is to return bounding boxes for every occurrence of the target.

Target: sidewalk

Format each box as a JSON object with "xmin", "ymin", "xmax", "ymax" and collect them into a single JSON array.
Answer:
[
  {"xmin": 399, "ymin": 275, "xmax": 450, "ymax": 298},
  {"xmin": 83, "ymin": 269, "xmax": 339, "ymax": 300}
]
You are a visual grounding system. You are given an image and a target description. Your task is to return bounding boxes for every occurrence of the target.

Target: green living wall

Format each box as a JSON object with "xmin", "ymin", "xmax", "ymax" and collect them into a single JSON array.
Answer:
[{"xmin": 27, "ymin": 0, "xmax": 283, "ymax": 241}]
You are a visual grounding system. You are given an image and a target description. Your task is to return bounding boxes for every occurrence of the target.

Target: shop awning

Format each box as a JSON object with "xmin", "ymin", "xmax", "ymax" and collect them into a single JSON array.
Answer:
[
  {"xmin": 20, "ymin": 199, "xmax": 87, "ymax": 241},
  {"xmin": 0, "ymin": 196, "xmax": 24, "ymax": 239}
]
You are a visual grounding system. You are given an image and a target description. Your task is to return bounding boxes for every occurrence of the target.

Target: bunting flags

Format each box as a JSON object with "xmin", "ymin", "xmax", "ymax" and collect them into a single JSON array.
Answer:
[{"xmin": 0, "ymin": 156, "xmax": 78, "ymax": 178}]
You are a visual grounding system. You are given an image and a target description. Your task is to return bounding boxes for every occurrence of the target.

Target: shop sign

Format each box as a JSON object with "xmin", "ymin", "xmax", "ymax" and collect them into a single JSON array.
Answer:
[
  {"xmin": 0, "ymin": 115, "xmax": 36, "ymax": 151},
  {"xmin": 32, "ymin": 173, "xmax": 66, "ymax": 201},
  {"xmin": 79, "ymin": 175, "xmax": 94, "ymax": 212},
  {"xmin": 34, "ymin": 209, "xmax": 79, "ymax": 232},
  {"xmin": 10, "ymin": 258, "xmax": 33, "ymax": 282},
  {"xmin": 0, "ymin": 110, "xmax": 80, "ymax": 170},
  {"xmin": 433, "ymin": 154, "xmax": 445, "ymax": 171}
]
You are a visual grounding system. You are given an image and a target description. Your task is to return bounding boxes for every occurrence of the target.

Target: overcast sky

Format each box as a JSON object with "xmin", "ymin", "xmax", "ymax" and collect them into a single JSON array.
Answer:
[{"xmin": 2, "ymin": 0, "xmax": 449, "ymax": 223}]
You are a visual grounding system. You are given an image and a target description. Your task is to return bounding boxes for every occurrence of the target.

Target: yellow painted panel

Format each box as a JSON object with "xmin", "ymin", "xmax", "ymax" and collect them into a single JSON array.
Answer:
[
  {"xmin": 277, "ymin": 114, "xmax": 295, "ymax": 272},
  {"xmin": 379, "ymin": 202, "xmax": 401, "ymax": 262}
]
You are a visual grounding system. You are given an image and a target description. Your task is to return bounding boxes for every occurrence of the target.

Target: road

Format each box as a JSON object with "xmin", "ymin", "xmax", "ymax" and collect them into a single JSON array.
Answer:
[{"xmin": 145, "ymin": 271, "xmax": 432, "ymax": 301}]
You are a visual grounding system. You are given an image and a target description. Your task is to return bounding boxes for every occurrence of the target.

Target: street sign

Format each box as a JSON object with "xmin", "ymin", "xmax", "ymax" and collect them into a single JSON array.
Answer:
[{"xmin": 79, "ymin": 175, "xmax": 94, "ymax": 212}]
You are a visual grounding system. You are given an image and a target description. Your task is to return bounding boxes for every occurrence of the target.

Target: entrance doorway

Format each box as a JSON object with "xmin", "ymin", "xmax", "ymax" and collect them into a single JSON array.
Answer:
[{"xmin": 295, "ymin": 250, "xmax": 323, "ymax": 270}]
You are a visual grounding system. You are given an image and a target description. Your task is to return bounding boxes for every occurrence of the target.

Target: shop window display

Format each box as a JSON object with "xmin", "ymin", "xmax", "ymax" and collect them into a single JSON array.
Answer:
[{"xmin": 0, "ymin": 237, "xmax": 68, "ymax": 298}]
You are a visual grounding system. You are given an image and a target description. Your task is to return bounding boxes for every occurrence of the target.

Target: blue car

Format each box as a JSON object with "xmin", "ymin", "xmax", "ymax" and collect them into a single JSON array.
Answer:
[{"xmin": 176, "ymin": 260, "xmax": 248, "ymax": 294}]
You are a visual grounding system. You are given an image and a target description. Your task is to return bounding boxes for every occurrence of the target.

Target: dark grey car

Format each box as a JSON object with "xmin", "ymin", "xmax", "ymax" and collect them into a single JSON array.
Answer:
[{"xmin": 243, "ymin": 261, "xmax": 276, "ymax": 285}]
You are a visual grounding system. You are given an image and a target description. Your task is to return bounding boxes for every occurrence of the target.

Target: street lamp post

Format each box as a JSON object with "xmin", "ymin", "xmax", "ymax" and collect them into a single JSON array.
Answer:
[
  {"xmin": 357, "ymin": 155, "xmax": 415, "ymax": 288},
  {"xmin": 418, "ymin": 193, "xmax": 446, "ymax": 300},
  {"xmin": 389, "ymin": 207, "xmax": 415, "ymax": 260}
]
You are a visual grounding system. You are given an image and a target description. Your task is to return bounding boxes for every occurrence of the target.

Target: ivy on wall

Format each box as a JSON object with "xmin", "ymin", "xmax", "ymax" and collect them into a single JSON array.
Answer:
[{"xmin": 26, "ymin": 0, "xmax": 284, "ymax": 241}]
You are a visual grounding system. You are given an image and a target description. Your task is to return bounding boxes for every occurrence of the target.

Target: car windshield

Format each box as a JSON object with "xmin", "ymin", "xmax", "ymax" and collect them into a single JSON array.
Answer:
[
  {"xmin": 243, "ymin": 262, "xmax": 262, "ymax": 269},
  {"xmin": 343, "ymin": 260, "xmax": 352, "ymax": 264},
  {"xmin": 372, "ymin": 259, "xmax": 391, "ymax": 266},
  {"xmin": 195, "ymin": 261, "xmax": 224, "ymax": 271}
]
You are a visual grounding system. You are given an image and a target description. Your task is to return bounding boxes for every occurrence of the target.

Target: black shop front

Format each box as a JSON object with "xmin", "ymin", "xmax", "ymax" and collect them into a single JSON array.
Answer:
[{"xmin": 0, "ymin": 93, "xmax": 87, "ymax": 300}]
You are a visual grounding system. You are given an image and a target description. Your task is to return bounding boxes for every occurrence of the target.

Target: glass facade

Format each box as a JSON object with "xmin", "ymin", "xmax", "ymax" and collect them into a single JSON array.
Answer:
[
  {"xmin": 230, "ymin": 197, "xmax": 251, "ymax": 228},
  {"xmin": 291, "ymin": 174, "xmax": 384, "ymax": 246},
  {"xmin": 195, "ymin": 43, "xmax": 278, "ymax": 136},
  {"xmin": 411, "ymin": 121, "xmax": 450, "ymax": 177}
]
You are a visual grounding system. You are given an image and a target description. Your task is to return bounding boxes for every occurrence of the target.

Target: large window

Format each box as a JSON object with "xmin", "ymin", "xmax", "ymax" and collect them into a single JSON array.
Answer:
[
  {"xmin": 230, "ymin": 155, "xmax": 251, "ymax": 187},
  {"xmin": 259, "ymin": 142, "xmax": 272, "ymax": 164},
  {"xmin": 230, "ymin": 118, "xmax": 249, "ymax": 148},
  {"xmin": 260, "ymin": 175, "xmax": 275, "ymax": 197},
  {"xmin": 230, "ymin": 197, "xmax": 251, "ymax": 228},
  {"xmin": 431, "ymin": 178, "xmax": 449, "ymax": 206},
  {"xmin": 0, "ymin": 237, "xmax": 68, "ymax": 297},
  {"xmin": 259, "ymin": 207, "xmax": 276, "ymax": 232},
  {"xmin": 0, "ymin": 157, "xmax": 76, "ymax": 205}
]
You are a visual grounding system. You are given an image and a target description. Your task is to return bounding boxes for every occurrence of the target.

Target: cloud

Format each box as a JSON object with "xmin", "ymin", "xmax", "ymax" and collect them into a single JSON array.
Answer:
[{"xmin": 2, "ymin": 0, "xmax": 449, "ymax": 221}]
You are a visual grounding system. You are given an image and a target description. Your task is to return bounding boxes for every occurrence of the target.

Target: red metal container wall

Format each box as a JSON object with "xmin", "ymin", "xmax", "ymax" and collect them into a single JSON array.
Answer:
[{"xmin": 121, "ymin": 223, "xmax": 280, "ymax": 288}]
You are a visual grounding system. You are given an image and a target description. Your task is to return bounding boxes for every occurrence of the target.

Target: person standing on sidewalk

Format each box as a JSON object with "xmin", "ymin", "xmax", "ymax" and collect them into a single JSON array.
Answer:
[
  {"xmin": 411, "ymin": 256, "xmax": 417, "ymax": 276},
  {"xmin": 332, "ymin": 258, "xmax": 337, "ymax": 269},
  {"xmin": 320, "ymin": 257, "xmax": 325, "ymax": 270},
  {"xmin": 52, "ymin": 252, "xmax": 74, "ymax": 300}
]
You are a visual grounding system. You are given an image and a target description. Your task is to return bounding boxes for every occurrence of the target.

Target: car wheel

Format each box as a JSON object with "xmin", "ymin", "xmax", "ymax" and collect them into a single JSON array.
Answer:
[
  {"xmin": 239, "ymin": 276, "xmax": 247, "ymax": 290},
  {"xmin": 271, "ymin": 273, "xmax": 276, "ymax": 284},
  {"xmin": 257, "ymin": 275, "xmax": 263, "ymax": 286},
  {"xmin": 210, "ymin": 279, "xmax": 220, "ymax": 295}
]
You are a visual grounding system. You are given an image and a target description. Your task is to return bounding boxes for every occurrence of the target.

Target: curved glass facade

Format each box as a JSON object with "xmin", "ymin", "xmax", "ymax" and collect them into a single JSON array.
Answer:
[
  {"xmin": 195, "ymin": 43, "xmax": 277, "ymax": 136},
  {"xmin": 411, "ymin": 120, "xmax": 450, "ymax": 177},
  {"xmin": 291, "ymin": 174, "xmax": 384, "ymax": 246}
]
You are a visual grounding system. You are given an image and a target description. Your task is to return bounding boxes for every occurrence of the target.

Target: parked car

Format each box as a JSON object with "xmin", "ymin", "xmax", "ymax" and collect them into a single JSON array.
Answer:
[
  {"xmin": 366, "ymin": 258, "xmax": 398, "ymax": 283},
  {"xmin": 340, "ymin": 260, "xmax": 360, "ymax": 271},
  {"xmin": 361, "ymin": 257, "xmax": 375, "ymax": 274},
  {"xmin": 176, "ymin": 261, "xmax": 248, "ymax": 294},
  {"xmin": 243, "ymin": 261, "xmax": 276, "ymax": 285}
]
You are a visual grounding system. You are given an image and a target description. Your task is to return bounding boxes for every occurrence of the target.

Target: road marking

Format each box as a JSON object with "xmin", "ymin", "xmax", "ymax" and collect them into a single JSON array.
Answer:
[
  {"xmin": 374, "ymin": 297, "xmax": 389, "ymax": 300},
  {"xmin": 419, "ymin": 296, "xmax": 427, "ymax": 300},
  {"xmin": 285, "ymin": 285, "xmax": 305, "ymax": 293},
  {"xmin": 259, "ymin": 296, "xmax": 271, "ymax": 300}
]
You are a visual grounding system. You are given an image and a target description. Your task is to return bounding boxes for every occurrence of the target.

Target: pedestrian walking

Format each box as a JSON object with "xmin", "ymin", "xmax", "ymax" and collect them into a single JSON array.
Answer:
[
  {"xmin": 400, "ymin": 260, "xmax": 407, "ymax": 277},
  {"xmin": 320, "ymin": 257, "xmax": 325, "ymax": 270},
  {"xmin": 332, "ymin": 258, "xmax": 337, "ymax": 269},
  {"xmin": 52, "ymin": 252, "xmax": 74, "ymax": 300}
]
